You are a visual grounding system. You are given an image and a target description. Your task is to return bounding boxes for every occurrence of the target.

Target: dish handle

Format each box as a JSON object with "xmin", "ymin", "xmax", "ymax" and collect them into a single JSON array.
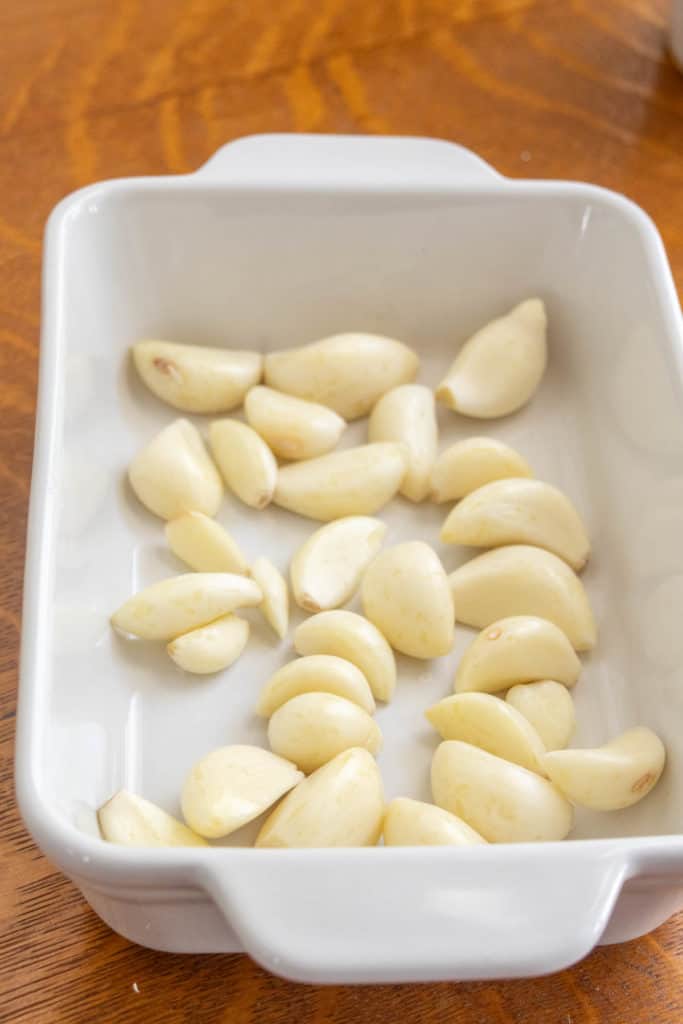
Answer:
[
  {"xmin": 200, "ymin": 845, "xmax": 628, "ymax": 983},
  {"xmin": 195, "ymin": 133, "xmax": 502, "ymax": 187}
]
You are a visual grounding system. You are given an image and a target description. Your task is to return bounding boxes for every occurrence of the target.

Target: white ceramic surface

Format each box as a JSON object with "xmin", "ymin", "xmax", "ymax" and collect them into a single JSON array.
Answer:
[{"xmin": 16, "ymin": 134, "xmax": 683, "ymax": 982}]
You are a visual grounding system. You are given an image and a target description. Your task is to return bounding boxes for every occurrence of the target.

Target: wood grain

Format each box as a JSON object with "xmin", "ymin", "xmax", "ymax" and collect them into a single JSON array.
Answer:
[{"xmin": 2, "ymin": 0, "xmax": 683, "ymax": 1019}]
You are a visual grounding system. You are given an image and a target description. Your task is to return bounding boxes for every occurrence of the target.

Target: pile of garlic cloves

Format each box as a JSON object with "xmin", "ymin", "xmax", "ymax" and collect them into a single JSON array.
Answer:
[{"xmin": 101, "ymin": 301, "xmax": 665, "ymax": 850}]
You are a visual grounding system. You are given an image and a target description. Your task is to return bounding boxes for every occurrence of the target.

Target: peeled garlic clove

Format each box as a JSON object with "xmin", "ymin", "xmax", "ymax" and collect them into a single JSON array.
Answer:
[
  {"xmin": 436, "ymin": 299, "xmax": 547, "ymax": 418},
  {"xmin": 294, "ymin": 610, "xmax": 396, "ymax": 703},
  {"xmin": 166, "ymin": 510, "xmax": 249, "ymax": 574},
  {"xmin": 449, "ymin": 546, "xmax": 596, "ymax": 651},
  {"xmin": 128, "ymin": 418, "xmax": 223, "ymax": 520},
  {"xmin": 430, "ymin": 437, "xmax": 532, "ymax": 503},
  {"xmin": 111, "ymin": 572, "xmax": 262, "ymax": 641},
  {"xmin": 506, "ymin": 681, "xmax": 575, "ymax": 751},
  {"xmin": 209, "ymin": 419, "xmax": 277, "ymax": 509},
  {"xmin": 274, "ymin": 443, "xmax": 407, "ymax": 521},
  {"xmin": 361, "ymin": 541, "xmax": 454, "ymax": 659},
  {"xmin": 290, "ymin": 516, "xmax": 387, "ymax": 613},
  {"xmin": 432, "ymin": 740, "xmax": 573, "ymax": 843},
  {"xmin": 251, "ymin": 557, "xmax": 289, "ymax": 639},
  {"xmin": 98, "ymin": 789, "xmax": 208, "ymax": 847},
  {"xmin": 383, "ymin": 797, "xmax": 486, "ymax": 846},
  {"xmin": 268, "ymin": 692, "xmax": 382, "ymax": 774},
  {"xmin": 426, "ymin": 693, "xmax": 547, "ymax": 774},
  {"xmin": 256, "ymin": 747, "xmax": 384, "ymax": 847},
  {"xmin": 244, "ymin": 385, "xmax": 346, "ymax": 460},
  {"xmin": 256, "ymin": 655, "xmax": 375, "ymax": 717},
  {"xmin": 454, "ymin": 615, "xmax": 581, "ymax": 694},
  {"xmin": 132, "ymin": 340, "xmax": 262, "ymax": 413},
  {"xmin": 167, "ymin": 614, "xmax": 249, "ymax": 674},
  {"xmin": 264, "ymin": 333, "xmax": 419, "ymax": 420},
  {"xmin": 544, "ymin": 728, "xmax": 666, "ymax": 810},
  {"xmin": 441, "ymin": 478, "xmax": 590, "ymax": 571},
  {"xmin": 368, "ymin": 385, "xmax": 437, "ymax": 502},
  {"xmin": 182, "ymin": 745, "xmax": 303, "ymax": 838}
]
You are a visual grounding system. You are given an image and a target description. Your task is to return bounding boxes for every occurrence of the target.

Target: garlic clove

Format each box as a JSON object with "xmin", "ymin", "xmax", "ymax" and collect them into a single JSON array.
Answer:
[
  {"xmin": 426, "ymin": 693, "xmax": 548, "ymax": 774},
  {"xmin": 166, "ymin": 510, "xmax": 249, "ymax": 574},
  {"xmin": 454, "ymin": 615, "xmax": 581, "ymax": 694},
  {"xmin": 290, "ymin": 516, "xmax": 387, "ymax": 613},
  {"xmin": 544, "ymin": 727, "xmax": 666, "ymax": 810},
  {"xmin": 361, "ymin": 541, "xmax": 454, "ymax": 659},
  {"xmin": 256, "ymin": 748, "xmax": 384, "ymax": 847},
  {"xmin": 167, "ymin": 614, "xmax": 249, "ymax": 674},
  {"xmin": 128, "ymin": 418, "xmax": 223, "ymax": 521},
  {"xmin": 251, "ymin": 557, "xmax": 289, "ymax": 639},
  {"xmin": 181, "ymin": 744, "xmax": 303, "ymax": 838},
  {"xmin": 506, "ymin": 681, "xmax": 576, "ymax": 751},
  {"xmin": 430, "ymin": 437, "xmax": 533, "ymax": 503},
  {"xmin": 449, "ymin": 546, "xmax": 597, "ymax": 651},
  {"xmin": 264, "ymin": 333, "xmax": 419, "ymax": 420},
  {"xmin": 256, "ymin": 655, "xmax": 376, "ymax": 717},
  {"xmin": 368, "ymin": 385, "xmax": 437, "ymax": 502},
  {"xmin": 436, "ymin": 299, "xmax": 547, "ymax": 418},
  {"xmin": 441, "ymin": 478, "xmax": 590, "ymax": 571},
  {"xmin": 244, "ymin": 385, "xmax": 346, "ymax": 460},
  {"xmin": 294, "ymin": 610, "xmax": 396, "ymax": 703},
  {"xmin": 98, "ymin": 789, "xmax": 209, "ymax": 847},
  {"xmin": 267, "ymin": 692, "xmax": 382, "ymax": 774},
  {"xmin": 431, "ymin": 740, "xmax": 573, "ymax": 843},
  {"xmin": 274, "ymin": 443, "xmax": 407, "ymax": 521},
  {"xmin": 132, "ymin": 340, "xmax": 262, "ymax": 413},
  {"xmin": 209, "ymin": 419, "xmax": 277, "ymax": 509},
  {"xmin": 383, "ymin": 797, "xmax": 486, "ymax": 846},
  {"xmin": 111, "ymin": 572, "xmax": 262, "ymax": 641}
]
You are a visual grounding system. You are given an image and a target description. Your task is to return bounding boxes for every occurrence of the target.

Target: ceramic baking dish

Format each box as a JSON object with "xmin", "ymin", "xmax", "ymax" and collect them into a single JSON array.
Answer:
[{"xmin": 16, "ymin": 134, "xmax": 683, "ymax": 983}]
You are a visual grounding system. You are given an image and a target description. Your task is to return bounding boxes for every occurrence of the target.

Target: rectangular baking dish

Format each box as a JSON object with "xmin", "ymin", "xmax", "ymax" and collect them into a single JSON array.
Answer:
[{"xmin": 16, "ymin": 133, "xmax": 683, "ymax": 983}]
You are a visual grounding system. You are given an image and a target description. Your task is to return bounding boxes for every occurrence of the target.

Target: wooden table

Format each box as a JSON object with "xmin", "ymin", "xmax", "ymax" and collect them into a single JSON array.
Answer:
[{"xmin": 2, "ymin": 0, "xmax": 683, "ymax": 1019}]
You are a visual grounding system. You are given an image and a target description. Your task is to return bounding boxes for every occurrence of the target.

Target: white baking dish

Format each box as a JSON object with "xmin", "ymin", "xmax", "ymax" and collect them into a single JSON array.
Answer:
[{"xmin": 16, "ymin": 134, "xmax": 683, "ymax": 983}]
